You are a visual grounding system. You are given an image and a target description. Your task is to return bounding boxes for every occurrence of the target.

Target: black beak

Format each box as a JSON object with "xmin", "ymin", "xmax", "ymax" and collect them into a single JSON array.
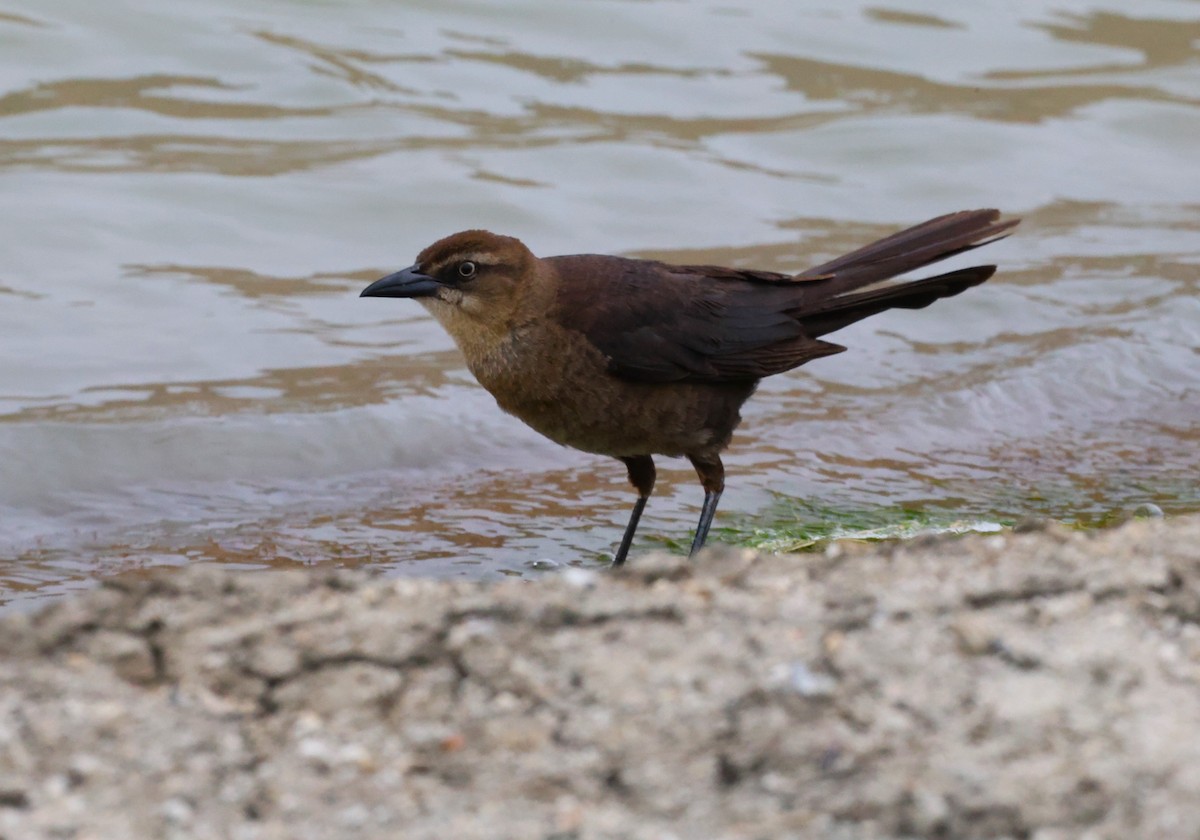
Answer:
[{"xmin": 360, "ymin": 265, "xmax": 440, "ymax": 299}]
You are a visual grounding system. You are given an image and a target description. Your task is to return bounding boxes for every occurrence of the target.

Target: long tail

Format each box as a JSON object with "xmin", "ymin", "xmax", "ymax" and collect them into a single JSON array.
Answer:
[
  {"xmin": 797, "ymin": 265, "xmax": 995, "ymax": 338},
  {"xmin": 789, "ymin": 208, "xmax": 1018, "ymax": 338},
  {"xmin": 796, "ymin": 208, "xmax": 1018, "ymax": 296}
]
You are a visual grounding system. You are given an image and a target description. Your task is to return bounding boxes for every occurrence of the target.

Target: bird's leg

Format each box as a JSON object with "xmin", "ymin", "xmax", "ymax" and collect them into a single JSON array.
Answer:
[
  {"xmin": 687, "ymin": 454, "xmax": 725, "ymax": 557},
  {"xmin": 612, "ymin": 455, "xmax": 656, "ymax": 567}
]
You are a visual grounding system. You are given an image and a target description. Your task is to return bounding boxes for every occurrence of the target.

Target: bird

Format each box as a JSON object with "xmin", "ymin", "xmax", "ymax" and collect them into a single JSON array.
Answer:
[{"xmin": 361, "ymin": 209, "xmax": 1018, "ymax": 566}]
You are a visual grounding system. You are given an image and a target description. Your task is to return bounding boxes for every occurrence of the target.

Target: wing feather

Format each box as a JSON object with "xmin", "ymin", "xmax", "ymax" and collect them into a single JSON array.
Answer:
[
  {"xmin": 548, "ymin": 256, "xmax": 836, "ymax": 383},
  {"xmin": 546, "ymin": 210, "xmax": 1016, "ymax": 384}
]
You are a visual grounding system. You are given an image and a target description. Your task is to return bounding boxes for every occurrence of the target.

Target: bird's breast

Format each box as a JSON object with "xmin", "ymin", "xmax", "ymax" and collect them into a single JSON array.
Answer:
[
  {"xmin": 466, "ymin": 323, "xmax": 610, "ymax": 421},
  {"xmin": 462, "ymin": 323, "xmax": 746, "ymax": 459}
]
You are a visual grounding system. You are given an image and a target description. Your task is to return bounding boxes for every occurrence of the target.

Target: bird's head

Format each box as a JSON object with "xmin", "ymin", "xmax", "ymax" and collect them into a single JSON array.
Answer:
[{"xmin": 361, "ymin": 230, "xmax": 537, "ymax": 331}]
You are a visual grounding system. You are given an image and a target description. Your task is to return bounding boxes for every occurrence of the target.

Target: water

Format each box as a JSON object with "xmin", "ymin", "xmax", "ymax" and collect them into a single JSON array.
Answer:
[{"xmin": 1, "ymin": 0, "xmax": 1197, "ymax": 611}]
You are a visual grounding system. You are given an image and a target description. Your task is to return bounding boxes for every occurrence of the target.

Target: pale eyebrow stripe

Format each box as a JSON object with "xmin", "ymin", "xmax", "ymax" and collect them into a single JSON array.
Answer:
[
  {"xmin": 450, "ymin": 252, "xmax": 492, "ymax": 264},
  {"xmin": 427, "ymin": 252, "xmax": 494, "ymax": 272}
]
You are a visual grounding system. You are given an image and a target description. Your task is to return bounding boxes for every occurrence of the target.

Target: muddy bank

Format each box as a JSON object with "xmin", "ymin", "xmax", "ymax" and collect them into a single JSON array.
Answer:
[{"xmin": 2, "ymin": 516, "xmax": 1199, "ymax": 839}]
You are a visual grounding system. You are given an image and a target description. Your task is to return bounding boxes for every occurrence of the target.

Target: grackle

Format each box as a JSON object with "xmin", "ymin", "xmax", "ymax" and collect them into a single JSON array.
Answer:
[{"xmin": 362, "ymin": 209, "xmax": 1018, "ymax": 565}]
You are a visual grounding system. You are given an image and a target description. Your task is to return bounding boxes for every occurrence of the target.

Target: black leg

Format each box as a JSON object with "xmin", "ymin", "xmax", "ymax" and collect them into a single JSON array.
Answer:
[
  {"xmin": 613, "ymin": 456, "xmax": 656, "ymax": 567},
  {"xmin": 687, "ymin": 454, "xmax": 725, "ymax": 557},
  {"xmin": 613, "ymin": 494, "xmax": 648, "ymax": 568},
  {"xmin": 689, "ymin": 489, "xmax": 723, "ymax": 556}
]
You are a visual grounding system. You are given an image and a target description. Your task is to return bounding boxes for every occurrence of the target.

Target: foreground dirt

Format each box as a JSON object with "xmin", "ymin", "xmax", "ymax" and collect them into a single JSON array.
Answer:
[{"xmin": 2, "ymin": 516, "xmax": 1200, "ymax": 839}]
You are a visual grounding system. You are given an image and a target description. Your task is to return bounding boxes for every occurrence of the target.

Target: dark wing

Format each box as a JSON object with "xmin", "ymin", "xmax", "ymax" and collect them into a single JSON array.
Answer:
[
  {"xmin": 547, "ymin": 255, "xmax": 844, "ymax": 384},
  {"xmin": 547, "ymin": 209, "xmax": 1018, "ymax": 385}
]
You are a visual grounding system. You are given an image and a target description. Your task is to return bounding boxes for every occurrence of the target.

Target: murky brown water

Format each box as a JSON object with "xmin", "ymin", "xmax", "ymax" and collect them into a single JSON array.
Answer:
[{"xmin": 1, "ymin": 1, "xmax": 1198, "ymax": 611}]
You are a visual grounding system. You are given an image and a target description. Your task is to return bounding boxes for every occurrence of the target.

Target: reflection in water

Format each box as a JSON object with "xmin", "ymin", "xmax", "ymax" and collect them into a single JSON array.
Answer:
[
  {"xmin": 1027, "ymin": 12, "xmax": 1200, "ymax": 75},
  {"xmin": 0, "ymin": 0, "xmax": 1197, "ymax": 612}
]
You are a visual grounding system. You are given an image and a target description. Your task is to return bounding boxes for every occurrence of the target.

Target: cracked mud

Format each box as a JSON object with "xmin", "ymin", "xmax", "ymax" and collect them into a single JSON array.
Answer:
[{"xmin": 2, "ymin": 516, "xmax": 1200, "ymax": 839}]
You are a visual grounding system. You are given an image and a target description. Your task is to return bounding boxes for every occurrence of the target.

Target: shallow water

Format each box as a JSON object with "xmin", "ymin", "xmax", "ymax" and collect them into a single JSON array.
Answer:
[{"xmin": 1, "ymin": 0, "xmax": 1197, "ymax": 611}]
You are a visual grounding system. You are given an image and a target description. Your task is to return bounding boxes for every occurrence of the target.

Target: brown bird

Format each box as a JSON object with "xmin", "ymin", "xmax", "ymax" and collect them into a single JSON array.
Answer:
[{"xmin": 361, "ymin": 209, "xmax": 1018, "ymax": 566}]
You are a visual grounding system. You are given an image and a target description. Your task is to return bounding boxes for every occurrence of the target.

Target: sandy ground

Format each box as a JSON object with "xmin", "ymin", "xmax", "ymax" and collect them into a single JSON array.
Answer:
[{"xmin": 2, "ymin": 516, "xmax": 1200, "ymax": 839}]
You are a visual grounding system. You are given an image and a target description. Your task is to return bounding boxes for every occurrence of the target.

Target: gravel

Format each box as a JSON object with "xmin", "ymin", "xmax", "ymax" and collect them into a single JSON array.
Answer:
[{"xmin": 2, "ymin": 516, "xmax": 1200, "ymax": 839}]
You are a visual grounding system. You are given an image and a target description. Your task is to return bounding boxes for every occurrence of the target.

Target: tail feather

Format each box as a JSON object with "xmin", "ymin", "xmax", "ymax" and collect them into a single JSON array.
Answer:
[
  {"xmin": 796, "ymin": 265, "xmax": 995, "ymax": 338},
  {"xmin": 796, "ymin": 209, "xmax": 1018, "ymax": 298}
]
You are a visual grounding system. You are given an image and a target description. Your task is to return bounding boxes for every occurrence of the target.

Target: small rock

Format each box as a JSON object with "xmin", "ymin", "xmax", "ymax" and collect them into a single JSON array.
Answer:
[
  {"xmin": 526, "ymin": 557, "xmax": 561, "ymax": 570},
  {"xmin": 1013, "ymin": 516, "xmax": 1049, "ymax": 534},
  {"xmin": 67, "ymin": 754, "xmax": 103, "ymax": 786},
  {"xmin": 337, "ymin": 803, "xmax": 370, "ymax": 828},
  {"xmin": 86, "ymin": 631, "xmax": 158, "ymax": 685},
  {"xmin": 0, "ymin": 787, "xmax": 29, "ymax": 809},
  {"xmin": 160, "ymin": 796, "xmax": 194, "ymax": 824},
  {"xmin": 297, "ymin": 737, "xmax": 336, "ymax": 770},
  {"xmin": 952, "ymin": 615, "xmax": 997, "ymax": 655},
  {"xmin": 773, "ymin": 662, "xmax": 838, "ymax": 697},
  {"xmin": 248, "ymin": 643, "xmax": 301, "ymax": 680},
  {"xmin": 560, "ymin": 567, "xmax": 599, "ymax": 588},
  {"xmin": 905, "ymin": 788, "xmax": 950, "ymax": 834}
]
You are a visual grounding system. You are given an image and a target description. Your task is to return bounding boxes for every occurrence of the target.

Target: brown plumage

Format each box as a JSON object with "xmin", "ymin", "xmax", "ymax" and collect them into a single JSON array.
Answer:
[{"xmin": 361, "ymin": 209, "xmax": 1019, "ymax": 565}]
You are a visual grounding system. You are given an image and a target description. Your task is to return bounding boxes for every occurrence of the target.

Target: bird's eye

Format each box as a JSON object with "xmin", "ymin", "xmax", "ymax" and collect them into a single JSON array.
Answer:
[{"xmin": 457, "ymin": 261, "xmax": 477, "ymax": 278}]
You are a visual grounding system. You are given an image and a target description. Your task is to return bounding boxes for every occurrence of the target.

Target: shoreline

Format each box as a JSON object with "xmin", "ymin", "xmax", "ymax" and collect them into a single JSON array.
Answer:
[{"xmin": 3, "ymin": 515, "xmax": 1199, "ymax": 838}]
